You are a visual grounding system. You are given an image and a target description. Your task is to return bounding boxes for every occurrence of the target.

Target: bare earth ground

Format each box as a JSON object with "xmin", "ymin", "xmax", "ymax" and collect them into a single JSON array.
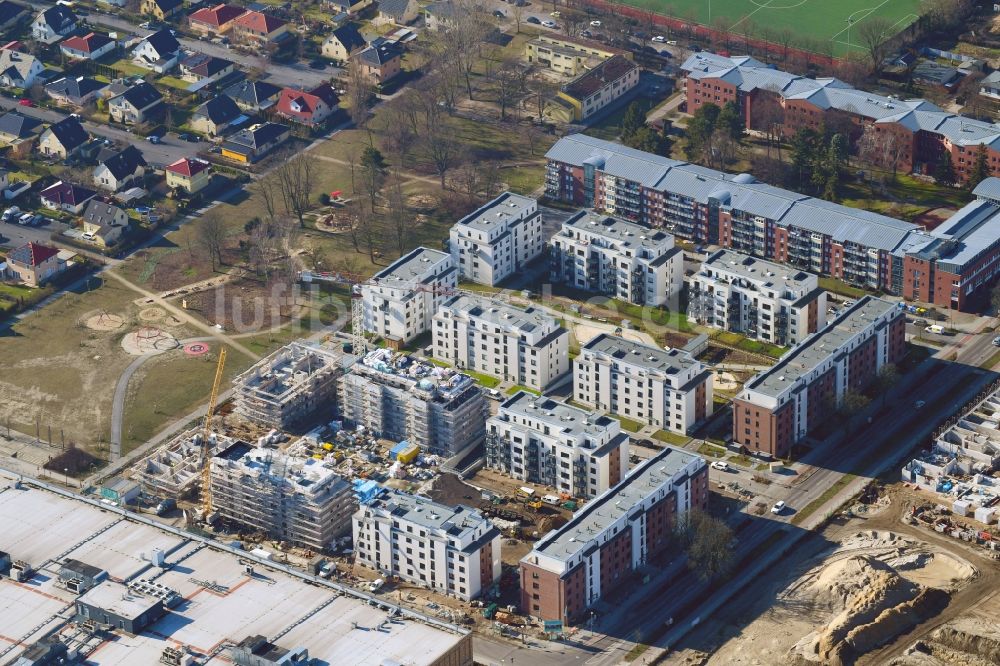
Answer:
[{"xmin": 669, "ymin": 485, "xmax": 1000, "ymax": 666}]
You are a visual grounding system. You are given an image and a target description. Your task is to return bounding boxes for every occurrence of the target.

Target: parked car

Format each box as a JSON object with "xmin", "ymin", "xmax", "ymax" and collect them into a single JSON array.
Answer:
[
  {"xmin": 925, "ymin": 324, "xmax": 944, "ymax": 334},
  {"xmin": 309, "ymin": 59, "xmax": 326, "ymax": 69},
  {"xmin": 590, "ymin": 20, "xmax": 601, "ymax": 26},
  {"xmin": 147, "ymin": 134, "xmax": 161, "ymax": 144},
  {"xmin": 993, "ymin": 336, "xmax": 1000, "ymax": 347},
  {"xmin": 526, "ymin": 16, "xmax": 540, "ymax": 24},
  {"xmin": 17, "ymin": 213, "xmax": 35, "ymax": 226},
  {"xmin": 82, "ymin": 231, "xmax": 96, "ymax": 241},
  {"xmin": 652, "ymin": 35, "xmax": 665, "ymax": 42},
  {"xmin": 492, "ymin": 9, "xmax": 504, "ymax": 17},
  {"xmin": 541, "ymin": 20, "xmax": 557, "ymax": 28},
  {"xmin": 18, "ymin": 98, "xmax": 33, "ymax": 107},
  {"xmin": 550, "ymin": 11, "xmax": 560, "ymax": 17},
  {"xmin": 1, "ymin": 206, "xmax": 20, "ymax": 222},
  {"xmin": 710, "ymin": 460, "xmax": 729, "ymax": 471},
  {"xmin": 486, "ymin": 389, "xmax": 503, "ymax": 401},
  {"xmin": 771, "ymin": 500, "xmax": 786, "ymax": 515}
]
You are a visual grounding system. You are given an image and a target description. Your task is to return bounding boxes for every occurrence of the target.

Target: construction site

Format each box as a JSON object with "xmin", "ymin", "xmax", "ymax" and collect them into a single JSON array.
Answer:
[{"xmin": 231, "ymin": 342, "xmax": 351, "ymax": 431}]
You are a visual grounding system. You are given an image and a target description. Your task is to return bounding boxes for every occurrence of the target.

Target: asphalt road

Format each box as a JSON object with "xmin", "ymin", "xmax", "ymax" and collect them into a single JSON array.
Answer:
[{"xmin": 0, "ymin": 216, "xmax": 69, "ymax": 248}]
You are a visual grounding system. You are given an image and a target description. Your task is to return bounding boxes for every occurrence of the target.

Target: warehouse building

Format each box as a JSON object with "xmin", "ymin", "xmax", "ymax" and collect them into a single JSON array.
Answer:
[
  {"xmin": 687, "ymin": 250, "xmax": 826, "ymax": 346},
  {"xmin": 448, "ymin": 193, "xmax": 545, "ymax": 286},
  {"xmin": 231, "ymin": 342, "xmax": 349, "ymax": 430},
  {"xmin": 519, "ymin": 445, "xmax": 708, "ymax": 624},
  {"xmin": 361, "ymin": 247, "xmax": 457, "ymax": 345},
  {"xmin": 432, "ymin": 295, "xmax": 569, "ymax": 392},
  {"xmin": 339, "ymin": 348, "xmax": 487, "ymax": 457},
  {"xmin": 549, "ymin": 210, "xmax": 683, "ymax": 306},
  {"xmin": 486, "ymin": 391, "xmax": 629, "ymax": 498},
  {"xmin": 353, "ymin": 488, "xmax": 501, "ymax": 601},
  {"xmin": 210, "ymin": 440, "xmax": 356, "ymax": 551},
  {"xmin": 574, "ymin": 334, "xmax": 713, "ymax": 434},
  {"xmin": 733, "ymin": 296, "xmax": 905, "ymax": 458}
]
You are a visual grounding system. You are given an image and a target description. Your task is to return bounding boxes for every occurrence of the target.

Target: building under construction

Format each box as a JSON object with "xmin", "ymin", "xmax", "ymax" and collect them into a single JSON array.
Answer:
[
  {"xmin": 132, "ymin": 429, "xmax": 237, "ymax": 498},
  {"xmin": 209, "ymin": 440, "xmax": 356, "ymax": 552},
  {"xmin": 339, "ymin": 349, "xmax": 487, "ymax": 458},
  {"xmin": 232, "ymin": 342, "xmax": 350, "ymax": 431}
]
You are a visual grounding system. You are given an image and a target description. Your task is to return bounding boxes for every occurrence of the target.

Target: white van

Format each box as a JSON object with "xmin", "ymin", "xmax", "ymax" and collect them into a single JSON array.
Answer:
[
  {"xmin": 369, "ymin": 578, "xmax": 385, "ymax": 592},
  {"xmin": 541, "ymin": 494, "xmax": 560, "ymax": 505},
  {"xmin": 925, "ymin": 325, "xmax": 944, "ymax": 334}
]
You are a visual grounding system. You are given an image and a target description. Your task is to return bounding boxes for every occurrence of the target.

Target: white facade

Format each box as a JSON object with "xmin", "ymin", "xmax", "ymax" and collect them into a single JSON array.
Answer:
[
  {"xmin": 353, "ymin": 488, "xmax": 501, "ymax": 601},
  {"xmin": 688, "ymin": 249, "xmax": 826, "ymax": 346},
  {"xmin": 361, "ymin": 247, "xmax": 457, "ymax": 344},
  {"xmin": 549, "ymin": 211, "xmax": 682, "ymax": 306},
  {"xmin": 574, "ymin": 333, "xmax": 712, "ymax": 434},
  {"xmin": 0, "ymin": 50, "xmax": 44, "ymax": 89},
  {"xmin": 486, "ymin": 391, "xmax": 629, "ymax": 498},
  {"xmin": 432, "ymin": 295, "xmax": 568, "ymax": 392},
  {"xmin": 448, "ymin": 193, "xmax": 545, "ymax": 286}
]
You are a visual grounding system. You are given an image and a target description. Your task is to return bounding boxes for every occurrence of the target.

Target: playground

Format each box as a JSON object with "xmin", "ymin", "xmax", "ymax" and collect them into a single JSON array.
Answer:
[{"xmin": 619, "ymin": 0, "xmax": 923, "ymax": 57}]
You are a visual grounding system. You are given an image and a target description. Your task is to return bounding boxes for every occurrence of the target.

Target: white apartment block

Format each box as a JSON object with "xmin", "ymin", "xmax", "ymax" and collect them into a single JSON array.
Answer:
[
  {"xmin": 362, "ymin": 247, "xmax": 457, "ymax": 344},
  {"xmin": 574, "ymin": 334, "xmax": 713, "ymax": 434},
  {"xmin": 353, "ymin": 488, "xmax": 502, "ymax": 601},
  {"xmin": 432, "ymin": 295, "xmax": 569, "ymax": 392},
  {"xmin": 549, "ymin": 211, "xmax": 682, "ymax": 306},
  {"xmin": 688, "ymin": 250, "xmax": 827, "ymax": 346},
  {"xmin": 486, "ymin": 391, "xmax": 629, "ymax": 498},
  {"xmin": 449, "ymin": 193, "xmax": 545, "ymax": 286}
]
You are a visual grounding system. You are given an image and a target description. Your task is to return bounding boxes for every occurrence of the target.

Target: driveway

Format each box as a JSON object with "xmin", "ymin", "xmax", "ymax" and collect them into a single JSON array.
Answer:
[{"xmin": 0, "ymin": 218, "xmax": 70, "ymax": 249}]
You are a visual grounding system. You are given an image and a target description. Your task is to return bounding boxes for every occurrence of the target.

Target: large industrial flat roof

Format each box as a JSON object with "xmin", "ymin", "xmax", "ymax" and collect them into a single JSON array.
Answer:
[
  {"xmin": 528, "ymin": 445, "xmax": 702, "ymax": 564},
  {"xmin": 746, "ymin": 296, "xmax": 898, "ymax": 398},
  {"xmin": 0, "ymin": 472, "xmax": 469, "ymax": 665}
]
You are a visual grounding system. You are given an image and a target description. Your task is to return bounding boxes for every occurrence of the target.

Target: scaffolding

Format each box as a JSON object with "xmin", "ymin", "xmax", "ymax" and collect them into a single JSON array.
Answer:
[
  {"xmin": 132, "ymin": 430, "xmax": 237, "ymax": 499},
  {"xmin": 232, "ymin": 342, "xmax": 349, "ymax": 430}
]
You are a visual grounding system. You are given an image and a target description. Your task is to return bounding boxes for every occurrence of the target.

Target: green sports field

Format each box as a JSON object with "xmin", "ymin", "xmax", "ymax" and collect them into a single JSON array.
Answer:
[{"xmin": 620, "ymin": 0, "xmax": 924, "ymax": 58}]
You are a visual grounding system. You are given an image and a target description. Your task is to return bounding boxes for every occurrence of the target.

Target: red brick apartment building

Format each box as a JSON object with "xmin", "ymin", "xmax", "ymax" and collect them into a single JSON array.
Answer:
[
  {"xmin": 683, "ymin": 52, "xmax": 1000, "ymax": 183},
  {"xmin": 733, "ymin": 296, "xmax": 905, "ymax": 458},
  {"xmin": 545, "ymin": 132, "xmax": 1000, "ymax": 311},
  {"xmin": 519, "ymin": 446, "xmax": 708, "ymax": 625}
]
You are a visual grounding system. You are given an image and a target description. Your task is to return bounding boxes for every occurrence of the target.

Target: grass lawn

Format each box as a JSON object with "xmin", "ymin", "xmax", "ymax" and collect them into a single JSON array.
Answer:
[
  {"xmin": 108, "ymin": 59, "xmax": 152, "ymax": 77},
  {"xmin": 586, "ymin": 97, "xmax": 657, "ymax": 143},
  {"xmin": 790, "ymin": 473, "xmax": 857, "ymax": 526},
  {"xmin": 612, "ymin": 414, "xmax": 644, "ymax": 432},
  {"xmin": 697, "ymin": 442, "xmax": 726, "ymax": 458},
  {"xmin": 981, "ymin": 348, "xmax": 1000, "ymax": 370},
  {"xmin": 652, "ymin": 430, "xmax": 690, "ymax": 446},
  {"xmin": 506, "ymin": 384, "xmax": 540, "ymax": 396},
  {"xmin": 157, "ymin": 76, "xmax": 191, "ymax": 91},
  {"xmin": 817, "ymin": 277, "xmax": 868, "ymax": 299},
  {"xmin": 462, "ymin": 369, "xmax": 502, "ymax": 389},
  {"xmin": 711, "ymin": 330, "xmax": 787, "ymax": 359}
]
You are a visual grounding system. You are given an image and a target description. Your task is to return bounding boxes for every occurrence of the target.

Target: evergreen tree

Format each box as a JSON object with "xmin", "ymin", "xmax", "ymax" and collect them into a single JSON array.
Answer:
[
  {"xmin": 934, "ymin": 149, "xmax": 957, "ymax": 187},
  {"xmin": 718, "ymin": 101, "xmax": 743, "ymax": 141},
  {"xmin": 620, "ymin": 101, "xmax": 645, "ymax": 141}
]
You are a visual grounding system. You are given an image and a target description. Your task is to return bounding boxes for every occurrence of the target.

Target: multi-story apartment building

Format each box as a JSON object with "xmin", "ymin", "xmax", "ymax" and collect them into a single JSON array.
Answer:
[
  {"xmin": 486, "ymin": 391, "xmax": 629, "ymax": 498},
  {"xmin": 551, "ymin": 55, "xmax": 640, "ymax": 122},
  {"xmin": 733, "ymin": 296, "xmax": 905, "ymax": 458},
  {"xmin": 210, "ymin": 440, "xmax": 357, "ymax": 551},
  {"xmin": 519, "ymin": 445, "xmax": 707, "ymax": 624},
  {"xmin": 338, "ymin": 348, "xmax": 487, "ymax": 458},
  {"xmin": 524, "ymin": 33, "xmax": 627, "ymax": 77},
  {"xmin": 681, "ymin": 51, "xmax": 1000, "ymax": 184},
  {"xmin": 353, "ymin": 488, "xmax": 501, "ymax": 601},
  {"xmin": 361, "ymin": 247, "xmax": 457, "ymax": 345},
  {"xmin": 549, "ymin": 210, "xmax": 683, "ymax": 306},
  {"xmin": 688, "ymin": 250, "xmax": 826, "ymax": 346},
  {"xmin": 448, "ymin": 193, "xmax": 545, "ymax": 286},
  {"xmin": 432, "ymin": 295, "xmax": 569, "ymax": 392},
  {"xmin": 574, "ymin": 334, "xmax": 713, "ymax": 434}
]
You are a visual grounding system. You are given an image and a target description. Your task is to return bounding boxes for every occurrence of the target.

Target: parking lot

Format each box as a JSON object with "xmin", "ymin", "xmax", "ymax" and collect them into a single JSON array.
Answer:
[{"xmin": 0, "ymin": 214, "xmax": 70, "ymax": 250}]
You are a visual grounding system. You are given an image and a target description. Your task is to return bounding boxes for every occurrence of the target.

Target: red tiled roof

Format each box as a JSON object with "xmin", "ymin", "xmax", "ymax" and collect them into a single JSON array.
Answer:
[
  {"xmin": 9, "ymin": 242, "xmax": 59, "ymax": 268},
  {"xmin": 165, "ymin": 157, "xmax": 210, "ymax": 177},
  {"xmin": 233, "ymin": 10, "xmax": 286, "ymax": 34},
  {"xmin": 60, "ymin": 32, "xmax": 111, "ymax": 54},
  {"xmin": 189, "ymin": 3, "xmax": 246, "ymax": 27},
  {"xmin": 276, "ymin": 85, "xmax": 337, "ymax": 122}
]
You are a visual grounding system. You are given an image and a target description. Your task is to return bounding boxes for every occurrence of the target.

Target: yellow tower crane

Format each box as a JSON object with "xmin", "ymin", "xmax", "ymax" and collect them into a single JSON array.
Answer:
[{"xmin": 201, "ymin": 346, "xmax": 227, "ymax": 521}]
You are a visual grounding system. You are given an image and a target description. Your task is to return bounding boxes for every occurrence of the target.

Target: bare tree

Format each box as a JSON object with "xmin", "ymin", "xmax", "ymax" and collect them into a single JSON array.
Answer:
[
  {"xmin": 356, "ymin": 201, "xmax": 381, "ymax": 263},
  {"xmin": 198, "ymin": 212, "xmax": 227, "ymax": 271},
  {"xmin": 380, "ymin": 99, "xmax": 418, "ymax": 166},
  {"xmin": 386, "ymin": 170, "xmax": 409, "ymax": 256},
  {"xmin": 858, "ymin": 17, "xmax": 893, "ymax": 74},
  {"xmin": 511, "ymin": 1, "xmax": 524, "ymax": 33},
  {"xmin": 490, "ymin": 55, "xmax": 527, "ymax": 121},
  {"xmin": 276, "ymin": 152, "xmax": 316, "ymax": 228},
  {"xmin": 347, "ymin": 58, "xmax": 373, "ymax": 127},
  {"xmin": 360, "ymin": 146, "xmax": 387, "ymax": 212},
  {"xmin": 424, "ymin": 125, "xmax": 459, "ymax": 188},
  {"xmin": 257, "ymin": 177, "xmax": 279, "ymax": 225}
]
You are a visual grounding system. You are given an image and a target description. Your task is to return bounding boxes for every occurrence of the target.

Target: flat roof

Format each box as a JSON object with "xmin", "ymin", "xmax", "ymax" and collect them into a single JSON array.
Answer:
[
  {"xmin": 529, "ymin": 445, "xmax": 701, "ymax": 563},
  {"xmin": 699, "ymin": 249, "xmax": 816, "ymax": 294},
  {"xmin": 453, "ymin": 192, "xmax": 536, "ymax": 233},
  {"xmin": 560, "ymin": 210, "xmax": 673, "ymax": 253},
  {"xmin": 366, "ymin": 487, "xmax": 491, "ymax": 537},
  {"xmin": 746, "ymin": 296, "xmax": 897, "ymax": 397},
  {"xmin": 77, "ymin": 580, "xmax": 161, "ymax": 620},
  {"xmin": 439, "ymin": 294, "xmax": 556, "ymax": 336},
  {"xmin": 582, "ymin": 333, "xmax": 699, "ymax": 375},
  {"xmin": 373, "ymin": 246, "xmax": 452, "ymax": 284},
  {"xmin": 496, "ymin": 391, "xmax": 617, "ymax": 440},
  {"xmin": 0, "ymin": 473, "xmax": 469, "ymax": 665}
]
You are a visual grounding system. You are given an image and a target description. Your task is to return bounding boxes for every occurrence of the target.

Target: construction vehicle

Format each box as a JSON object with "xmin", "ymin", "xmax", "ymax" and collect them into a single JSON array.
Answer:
[
  {"xmin": 200, "ymin": 347, "xmax": 227, "ymax": 523},
  {"xmin": 482, "ymin": 602, "xmax": 498, "ymax": 619}
]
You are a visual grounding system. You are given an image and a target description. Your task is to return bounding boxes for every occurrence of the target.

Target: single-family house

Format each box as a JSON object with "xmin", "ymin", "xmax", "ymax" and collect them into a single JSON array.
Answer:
[
  {"xmin": 31, "ymin": 5, "xmax": 76, "ymax": 44},
  {"xmin": 80, "ymin": 199, "xmax": 129, "ymax": 247},
  {"xmin": 140, "ymin": 0, "xmax": 184, "ymax": 21},
  {"xmin": 223, "ymin": 78, "xmax": 280, "ymax": 110},
  {"xmin": 0, "ymin": 111, "xmax": 42, "ymax": 158},
  {"xmin": 60, "ymin": 32, "xmax": 116, "ymax": 61},
  {"xmin": 274, "ymin": 84, "xmax": 338, "ymax": 126},
  {"xmin": 93, "ymin": 145, "xmax": 147, "ymax": 192},
  {"xmin": 424, "ymin": 1, "xmax": 458, "ymax": 32},
  {"xmin": 4, "ymin": 242, "xmax": 61, "ymax": 287},
  {"xmin": 188, "ymin": 4, "xmax": 247, "ymax": 36},
  {"xmin": 355, "ymin": 39, "xmax": 403, "ymax": 85},
  {"xmin": 221, "ymin": 122, "xmax": 289, "ymax": 163},
  {"xmin": 327, "ymin": 0, "xmax": 374, "ymax": 16},
  {"xmin": 190, "ymin": 94, "xmax": 242, "ymax": 136},
  {"xmin": 108, "ymin": 82, "xmax": 164, "ymax": 124},
  {"xmin": 45, "ymin": 76, "xmax": 107, "ymax": 107},
  {"xmin": 230, "ymin": 10, "xmax": 289, "ymax": 45},
  {"xmin": 132, "ymin": 29, "xmax": 181, "ymax": 73},
  {"xmin": 912, "ymin": 60, "xmax": 962, "ymax": 88},
  {"xmin": 980, "ymin": 71, "xmax": 1000, "ymax": 100},
  {"xmin": 38, "ymin": 115, "xmax": 88, "ymax": 159},
  {"xmin": 165, "ymin": 157, "xmax": 212, "ymax": 193},
  {"xmin": 0, "ymin": 48, "xmax": 43, "ymax": 89},
  {"xmin": 179, "ymin": 53, "xmax": 235, "ymax": 84},
  {"xmin": 373, "ymin": 0, "xmax": 419, "ymax": 26},
  {"xmin": 321, "ymin": 23, "xmax": 367, "ymax": 62},
  {"xmin": 0, "ymin": 1, "xmax": 29, "ymax": 31},
  {"xmin": 40, "ymin": 181, "xmax": 97, "ymax": 214}
]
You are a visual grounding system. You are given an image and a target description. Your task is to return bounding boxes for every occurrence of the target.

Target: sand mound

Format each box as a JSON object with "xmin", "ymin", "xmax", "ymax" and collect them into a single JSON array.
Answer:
[
  {"xmin": 810, "ymin": 555, "xmax": 900, "ymax": 607},
  {"xmin": 121, "ymin": 327, "xmax": 179, "ymax": 355},
  {"xmin": 139, "ymin": 307, "xmax": 166, "ymax": 322},
  {"xmin": 83, "ymin": 312, "xmax": 125, "ymax": 331}
]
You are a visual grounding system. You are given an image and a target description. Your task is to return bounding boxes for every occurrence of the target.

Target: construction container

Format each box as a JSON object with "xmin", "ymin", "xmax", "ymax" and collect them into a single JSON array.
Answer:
[{"xmin": 390, "ymin": 441, "xmax": 420, "ymax": 464}]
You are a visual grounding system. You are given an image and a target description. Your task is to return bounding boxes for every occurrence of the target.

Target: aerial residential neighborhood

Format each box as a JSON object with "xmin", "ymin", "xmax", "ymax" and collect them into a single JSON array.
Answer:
[{"xmin": 3, "ymin": 0, "xmax": 1000, "ymax": 665}]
